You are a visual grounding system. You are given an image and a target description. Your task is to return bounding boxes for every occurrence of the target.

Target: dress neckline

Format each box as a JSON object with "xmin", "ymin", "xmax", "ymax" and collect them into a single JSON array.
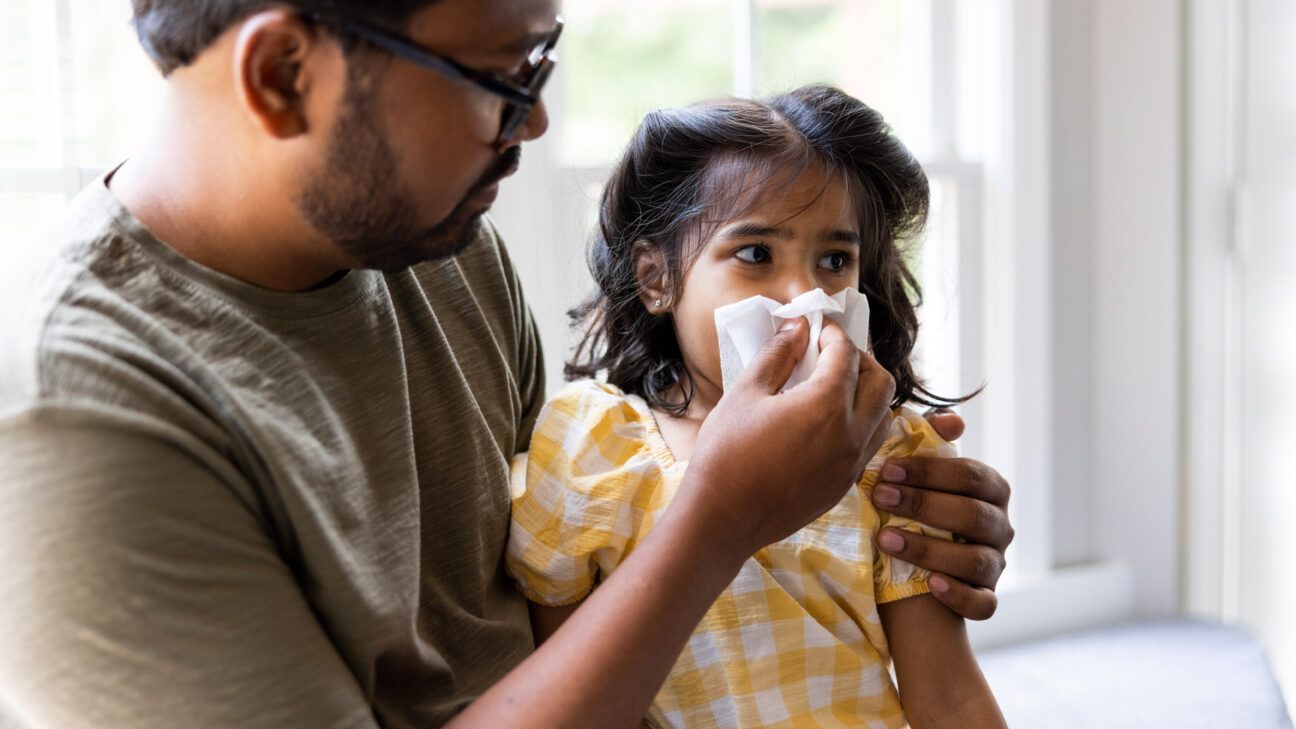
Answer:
[{"xmin": 624, "ymin": 392, "xmax": 687, "ymax": 470}]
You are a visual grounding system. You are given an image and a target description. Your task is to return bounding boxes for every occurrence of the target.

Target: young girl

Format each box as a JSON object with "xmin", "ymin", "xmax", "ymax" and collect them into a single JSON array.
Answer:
[{"xmin": 506, "ymin": 85, "xmax": 1006, "ymax": 729}]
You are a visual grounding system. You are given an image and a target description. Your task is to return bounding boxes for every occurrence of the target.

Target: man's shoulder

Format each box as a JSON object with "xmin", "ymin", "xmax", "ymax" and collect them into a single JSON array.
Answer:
[
  {"xmin": 0, "ymin": 182, "xmax": 194, "ymax": 414},
  {"xmin": 0, "ymin": 184, "xmax": 117, "ymax": 405}
]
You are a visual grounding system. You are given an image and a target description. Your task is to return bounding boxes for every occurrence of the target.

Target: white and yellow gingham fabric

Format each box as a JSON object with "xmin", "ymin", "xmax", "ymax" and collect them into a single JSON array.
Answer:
[{"xmin": 506, "ymin": 379, "xmax": 954, "ymax": 729}]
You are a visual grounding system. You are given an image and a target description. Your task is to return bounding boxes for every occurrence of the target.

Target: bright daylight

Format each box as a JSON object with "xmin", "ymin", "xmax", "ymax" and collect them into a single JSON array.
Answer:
[{"xmin": 1, "ymin": 1, "xmax": 1292, "ymax": 728}]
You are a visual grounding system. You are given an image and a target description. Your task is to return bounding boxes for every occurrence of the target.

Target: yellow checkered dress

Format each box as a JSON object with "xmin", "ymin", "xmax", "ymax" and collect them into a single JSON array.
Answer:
[{"xmin": 506, "ymin": 379, "xmax": 953, "ymax": 728}]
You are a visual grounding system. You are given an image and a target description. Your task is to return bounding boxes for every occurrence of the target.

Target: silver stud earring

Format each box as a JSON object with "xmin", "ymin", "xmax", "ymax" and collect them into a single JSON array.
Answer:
[{"xmin": 654, "ymin": 298, "xmax": 663, "ymax": 310}]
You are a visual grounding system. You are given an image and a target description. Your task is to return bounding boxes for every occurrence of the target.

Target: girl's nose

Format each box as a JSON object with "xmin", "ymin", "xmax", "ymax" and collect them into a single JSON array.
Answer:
[{"xmin": 778, "ymin": 273, "xmax": 819, "ymax": 304}]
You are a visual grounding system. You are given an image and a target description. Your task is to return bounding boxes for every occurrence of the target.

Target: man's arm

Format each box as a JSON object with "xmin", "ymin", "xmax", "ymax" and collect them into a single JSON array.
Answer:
[
  {"xmin": 0, "ymin": 408, "xmax": 379, "ymax": 729},
  {"xmin": 874, "ymin": 414, "xmax": 1016, "ymax": 621},
  {"xmin": 880, "ymin": 596, "xmax": 1007, "ymax": 729}
]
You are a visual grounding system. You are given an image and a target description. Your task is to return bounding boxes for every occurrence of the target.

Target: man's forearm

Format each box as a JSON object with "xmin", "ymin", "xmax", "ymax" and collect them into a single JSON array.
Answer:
[{"xmin": 449, "ymin": 480, "xmax": 747, "ymax": 728}]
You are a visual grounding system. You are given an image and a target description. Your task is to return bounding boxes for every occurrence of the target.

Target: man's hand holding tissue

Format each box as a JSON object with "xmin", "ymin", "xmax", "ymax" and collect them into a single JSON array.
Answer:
[{"xmin": 671, "ymin": 317, "xmax": 896, "ymax": 566}]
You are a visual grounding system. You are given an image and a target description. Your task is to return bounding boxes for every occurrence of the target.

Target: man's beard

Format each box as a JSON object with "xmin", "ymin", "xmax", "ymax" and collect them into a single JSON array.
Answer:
[{"xmin": 295, "ymin": 73, "xmax": 521, "ymax": 272}]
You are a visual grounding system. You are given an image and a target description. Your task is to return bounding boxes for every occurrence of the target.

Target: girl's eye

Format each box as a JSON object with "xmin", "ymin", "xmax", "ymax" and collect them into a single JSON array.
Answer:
[
  {"xmin": 819, "ymin": 251, "xmax": 851, "ymax": 272},
  {"xmin": 735, "ymin": 245, "xmax": 772, "ymax": 264}
]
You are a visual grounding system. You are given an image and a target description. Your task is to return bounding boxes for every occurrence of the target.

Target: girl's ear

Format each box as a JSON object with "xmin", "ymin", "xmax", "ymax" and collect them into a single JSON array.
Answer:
[{"xmin": 632, "ymin": 241, "xmax": 671, "ymax": 314}]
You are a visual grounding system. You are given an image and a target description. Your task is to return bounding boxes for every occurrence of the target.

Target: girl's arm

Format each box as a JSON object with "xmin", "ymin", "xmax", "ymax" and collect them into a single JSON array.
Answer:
[
  {"xmin": 879, "ymin": 595, "xmax": 1008, "ymax": 729},
  {"xmin": 529, "ymin": 602, "xmax": 580, "ymax": 645}
]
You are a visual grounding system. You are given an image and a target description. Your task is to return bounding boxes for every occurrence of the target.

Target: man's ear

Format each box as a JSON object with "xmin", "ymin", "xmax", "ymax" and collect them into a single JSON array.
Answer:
[
  {"xmin": 633, "ymin": 241, "xmax": 671, "ymax": 314},
  {"xmin": 232, "ymin": 11, "xmax": 322, "ymax": 139}
]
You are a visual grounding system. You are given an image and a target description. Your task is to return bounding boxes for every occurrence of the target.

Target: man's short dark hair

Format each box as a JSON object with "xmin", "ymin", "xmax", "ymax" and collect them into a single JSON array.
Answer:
[{"xmin": 131, "ymin": 1, "xmax": 435, "ymax": 76}]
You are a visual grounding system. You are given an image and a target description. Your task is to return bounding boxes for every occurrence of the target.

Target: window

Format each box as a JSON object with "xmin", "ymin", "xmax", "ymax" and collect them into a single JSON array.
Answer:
[
  {"xmin": 492, "ymin": 0, "xmax": 1055, "ymax": 586},
  {"xmin": 0, "ymin": 1, "xmax": 163, "ymax": 264}
]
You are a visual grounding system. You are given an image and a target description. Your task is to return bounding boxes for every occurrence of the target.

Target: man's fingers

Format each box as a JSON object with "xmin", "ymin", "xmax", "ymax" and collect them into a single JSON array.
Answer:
[
  {"xmin": 926, "ymin": 573, "xmax": 999, "ymax": 621},
  {"xmin": 871, "ymin": 483, "xmax": 1014, "ymax": 550},
  {"xmin": 854, "ymin": 350, "xmax": 895, "ymax": 414},
  {"xmin": 923, "ymin": 408, "xmax": 965, "ymax": 442},
  {"xmin": 741, "ymin": 317, "xmax": 809, "ymax": 394},
  {"xmin": 875, "ymin": 528, "xmax": 1006, "ymax": 590},
  {"xmin": 849, "ymin": 350, "xmax": 895, "ymax": 475},
  {"xmin": 807, "ymin": 320, "xmax": 859, "ymax": 396},
  {"xmin": 880, "ymin": 456, "xmax": 1010, "ymax": 507}
]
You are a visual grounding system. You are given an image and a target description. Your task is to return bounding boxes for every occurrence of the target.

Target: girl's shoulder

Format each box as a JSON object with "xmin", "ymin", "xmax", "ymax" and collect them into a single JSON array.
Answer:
[
  {"xmin": 528, "ymin": 379, "xmax": 662, "ymax": 473},
  {"xmin": 541, "ymin": 378, "xmax": 645, "ymax": 429},
  {"xmin": 883, "ymin": 405, "xmax": 958, "ymax": 460}
]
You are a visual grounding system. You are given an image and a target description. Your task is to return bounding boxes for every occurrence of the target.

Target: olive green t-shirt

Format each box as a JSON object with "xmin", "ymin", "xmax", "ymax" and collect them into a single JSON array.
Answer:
[{"xmin": 0, "ymin": 177, "xmax": 545, "ymax": 728}]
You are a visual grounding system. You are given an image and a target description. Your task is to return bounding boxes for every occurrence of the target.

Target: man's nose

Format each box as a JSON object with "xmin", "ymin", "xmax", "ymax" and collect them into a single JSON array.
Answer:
[{"xmin": 513, "ymin": 98, "xmax": 550, "ymax": 144}]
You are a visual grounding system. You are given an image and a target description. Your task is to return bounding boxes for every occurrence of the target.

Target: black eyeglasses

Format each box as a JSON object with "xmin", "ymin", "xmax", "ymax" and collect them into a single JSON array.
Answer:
[{"xmin": 307, "ymin": 10, "xmax": 562, "ymax": 144}]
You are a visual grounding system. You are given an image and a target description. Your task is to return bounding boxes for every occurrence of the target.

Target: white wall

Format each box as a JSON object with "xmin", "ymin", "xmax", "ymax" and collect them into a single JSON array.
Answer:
[
  {"xmin": 1233, "ymin": 0, "xmax": 1296, "ymax": 704},
  {"xmin": 1048, "ymin": 0, "xmax": 1097, "ymax": 570},
  {"xmin": 1089, "ymin": 0, "xmax": 1184, "ymax": 617},
  {"xmin": 1043, "ymin": 1, "xmax": 1185, "ymax": 618}
]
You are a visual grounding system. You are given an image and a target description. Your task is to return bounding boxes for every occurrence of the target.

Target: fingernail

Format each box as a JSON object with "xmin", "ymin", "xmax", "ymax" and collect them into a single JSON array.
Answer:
[
  {"xmin": 874, "ymin": 485, "xmax": 901, "ymax": 507},
  {"xmin": 929, "ymin": 575, "xmax": 950, "ymax": 593},
  {"xmin": 880, "ymin": 464, "xmax": 905, "ymax": 482},
  {"xmin": 878, "ymin": 531, "xmax": 905, "ymax": 552},
  {"xmin": 778, "ymin": 318, "xmax": 800, "ymax": 332}
]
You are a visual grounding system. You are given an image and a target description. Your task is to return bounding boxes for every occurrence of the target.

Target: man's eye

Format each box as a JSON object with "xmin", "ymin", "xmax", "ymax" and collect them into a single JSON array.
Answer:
[
  {"xmin": 735, "ymin": 245, "xmax": 771, "ymax": 264},
  {"xmin": 819, "ymin": 252, "xmax": 850, "ymax": 272}
]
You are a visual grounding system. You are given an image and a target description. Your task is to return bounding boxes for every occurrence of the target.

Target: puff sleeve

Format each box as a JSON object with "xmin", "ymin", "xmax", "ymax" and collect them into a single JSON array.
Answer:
[
  {"xmin": 505, "ymin": 380, "xmax": 666, "ymax": 606},
  {"xmin": 862, "ymin": 407, "xmax": 957, "ymax": 604}
]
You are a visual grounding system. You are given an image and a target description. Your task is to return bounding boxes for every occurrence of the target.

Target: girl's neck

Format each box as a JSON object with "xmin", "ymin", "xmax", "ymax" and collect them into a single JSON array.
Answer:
[{"xmin": 649, "ymin": 377, "xmax": 720, "ymax": 464}]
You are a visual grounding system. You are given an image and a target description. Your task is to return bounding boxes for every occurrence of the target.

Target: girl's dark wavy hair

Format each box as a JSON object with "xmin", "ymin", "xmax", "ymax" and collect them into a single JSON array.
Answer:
[{"xmin": 567, "ymin": 84, "xmax": 977, "ymax": 416}]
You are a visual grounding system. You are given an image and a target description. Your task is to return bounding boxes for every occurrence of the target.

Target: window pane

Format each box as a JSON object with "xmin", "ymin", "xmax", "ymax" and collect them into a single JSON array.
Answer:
[
  {"xmin": 69, "ymin": 0, "xmax": 165, "ymax": 167},
  {"xmin": 0, "ymin": 194, "xmax": 68, "ymax": 265},
  {"xmin": 756, "ymin": 0, "xmax": 932, "ymax": 157},
  {"xmin": 559, "ymin": 0, "xmax": 735, "ymax": 167},
  {"xmin": 912, "ymin": 173, "xmax": 963, "ymax": 399},
  {"xmin": 0, "ymin": 1, "xmax": 62, "ymax": 167}
]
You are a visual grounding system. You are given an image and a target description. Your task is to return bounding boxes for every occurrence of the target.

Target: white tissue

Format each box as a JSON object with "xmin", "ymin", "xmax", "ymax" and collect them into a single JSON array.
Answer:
[{"xmin": 714, "ymin": 288, "xmax": 871, "ymax": 391}]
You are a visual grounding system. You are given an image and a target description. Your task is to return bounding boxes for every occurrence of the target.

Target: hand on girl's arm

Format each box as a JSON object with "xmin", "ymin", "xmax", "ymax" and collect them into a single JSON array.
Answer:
[
  {"xmin": 874, "ymin": 437, "xmax": 1016, "ymax": 620},
  {"xmin": 879, "ymin": 595, "xmax": 1008, "ymax": 729}
]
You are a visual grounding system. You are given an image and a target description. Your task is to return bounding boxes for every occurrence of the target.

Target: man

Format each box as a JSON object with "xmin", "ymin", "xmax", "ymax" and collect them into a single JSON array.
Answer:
[{"xmin": 0, "ymin": 1, "xmax": 1015, "ymax": 727}]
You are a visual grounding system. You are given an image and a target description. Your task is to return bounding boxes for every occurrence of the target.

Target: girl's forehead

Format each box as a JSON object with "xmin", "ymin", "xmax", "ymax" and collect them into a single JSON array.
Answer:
[{"xmin": 701, "ymin": 161, "xmax": 856, "ymax": 230}]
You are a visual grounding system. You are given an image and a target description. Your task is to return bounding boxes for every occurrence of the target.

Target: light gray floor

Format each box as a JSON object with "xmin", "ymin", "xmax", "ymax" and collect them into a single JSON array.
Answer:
[{"xmin": 980, "ymin": 619, "xmax": 1293, "ymax": 728}]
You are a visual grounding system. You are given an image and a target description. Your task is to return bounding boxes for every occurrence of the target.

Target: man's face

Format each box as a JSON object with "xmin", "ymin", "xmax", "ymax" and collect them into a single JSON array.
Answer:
[{"xmin": 295, "ymin": 0, "xmax": 559, "ymax": 270}]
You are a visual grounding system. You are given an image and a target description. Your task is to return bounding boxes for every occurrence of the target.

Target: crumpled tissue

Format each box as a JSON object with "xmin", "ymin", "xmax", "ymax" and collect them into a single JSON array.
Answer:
[{"xmin": 713, "ymin": 288, "xmax": 871, "ymax": 391}]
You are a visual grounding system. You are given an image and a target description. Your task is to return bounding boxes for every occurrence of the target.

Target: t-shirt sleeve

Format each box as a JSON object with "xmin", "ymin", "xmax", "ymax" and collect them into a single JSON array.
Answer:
[
  {"xmin": 862, "ymin": 408, "xmax": 958, "ymax": 605},
  {"xmin": 0, "ymin": 407, "xmax": 379, "ymax": 729},
  {"xmin": 505, "ymin": 381, "xmax": 657, "ymax": 607}
]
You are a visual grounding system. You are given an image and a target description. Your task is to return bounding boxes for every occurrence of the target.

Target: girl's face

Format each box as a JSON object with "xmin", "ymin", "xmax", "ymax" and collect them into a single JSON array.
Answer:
[{"xmin": 669, "ymin": 166, "xmax": 862, "ymax": 405}]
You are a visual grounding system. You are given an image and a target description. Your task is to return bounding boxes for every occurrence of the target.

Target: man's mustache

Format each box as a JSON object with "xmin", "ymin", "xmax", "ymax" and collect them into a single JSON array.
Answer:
[{"xmin": 477, "ymin": 146, "xmax": 522, "ymax": 190}]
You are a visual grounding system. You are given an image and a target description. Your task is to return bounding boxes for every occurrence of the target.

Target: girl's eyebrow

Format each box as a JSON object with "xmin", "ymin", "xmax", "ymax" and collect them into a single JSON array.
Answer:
[
  {"xmin": 719, "ymin": 223, "xmax": 862, "ymax": 246},
  {"xmin": 826, "ymin": 230, "xmax": 863, "ymax": 246},
  {"xmin": 720, "ymin": 223, "xmax": 795, "ymax": 240}
]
